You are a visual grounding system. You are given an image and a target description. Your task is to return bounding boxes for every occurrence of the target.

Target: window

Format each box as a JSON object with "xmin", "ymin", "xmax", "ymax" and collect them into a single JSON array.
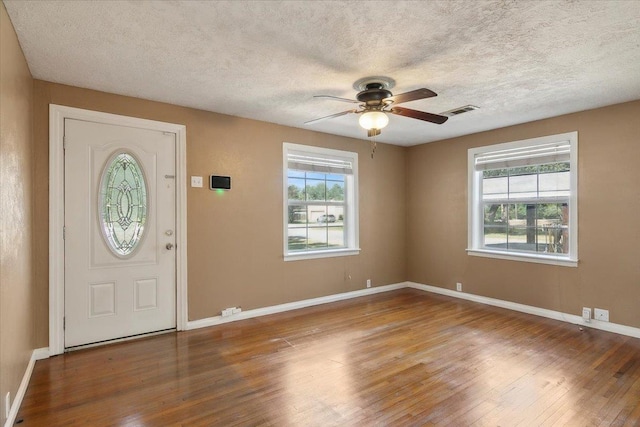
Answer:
[
  {"xmin": 99, "ymin": 152, "xmax": 148, "ymax": 257},
  {"xmin": 468, "ymin": 132, "xmax": 578, "ymax": 266},
  {"xmin": 283, "ymin": 143, "xmax": 359, "ymax": 261}
]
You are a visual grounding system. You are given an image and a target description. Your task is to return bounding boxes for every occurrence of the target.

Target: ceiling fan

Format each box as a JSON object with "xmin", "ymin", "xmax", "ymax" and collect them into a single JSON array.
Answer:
[{"xmin": 305, "ymin": 77, "xmax": 448, "ymax": 137}]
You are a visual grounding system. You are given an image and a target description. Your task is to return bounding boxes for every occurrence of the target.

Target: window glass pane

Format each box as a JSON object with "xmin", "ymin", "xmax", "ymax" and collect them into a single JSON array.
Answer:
[
  {"xmin": 539, "ymin": 225, "xmax": 567, "ymax": 254},
  {"xmin": 309, "ymin": 205, "xmax": 346, "ymax": 249},
  {"xmin": 483, "ymin": 204, "xmax": 507, "ymax": 248},
  {"xmin": 287, "ymin": 177, "xmax": 305, "ymax": 201},
  {"xmin": 288, "ymin": 170, "xmax": 306, "ymax": 179},
  {"xmin": 287, "ymin": 203, "xmax": 308, "ymax": 251},
  {"xmin": 484, "ymin": 203, "xmax": 508, "ymax": 224},
  {"xmin": 506, "ymin": 203, "xmax": 532, "ymax": 252},
  {"xmin": 327, "ymin": 181, "xmax": 345, "ymax": 201},
  {"xmin": 287, "ymin": 232, "xmax": 307, "ymax": 251},
  {"xmin": 509, "ymin": 166, "xmax": 538, "ymax": 176},
  {"xmin": 332, "ymin": 206, "xmax": 345, "ymax": 224},
  {"xmin": 482, "ymin": 176, "xmax": 508, "ymax": 199},
  {"xmin": 308, "ymin": 205, "xmax": 327, "ymax": 223},
  {"xmin": 328, "ymin": 223, "xmax": 345, "ymax": 247},
  {"xmin": 287, "ymin": 204, "xmax": 307, "ymax": 225},
  {"xmin": 308, "ymin": 205, "xmax": 329, "ymax": 249},
  {"xmin": 100, "ymin": 152, "xmax": 147, "ymax": 256},
  {"xmin": 484, "ymin": 223, "xmax": 507, "ymax": 249},
  {"xmin": 328, "ymin": 206, "xmax": 346, "ymax": 247},
  {"xmin": 483, "ymin": 169, "xmax": 509, "ymax": 178},
  {"xmin": 536, "ymin": 203, "xmax": 562, "ymax": 221},
  {"xmin": 305, "ymin": 172, "xmax": 326, "ymax": 180},
  {"xmin": 305, "ymin": 179, "xmax": 326, "ymax": 201},
  {"xmin": 539, "ymin": 203, "xmax": 569, "ymax": 254},
  {"xmin": 539, "ymin": 171, "xmax": 570, "ymax": 197},
  {"xmin": 539, "ymin": 162, "xmax": 570, "ymax": 173},
  {"xmin": 508, "ymin": 174, "xmax": 537, "ymax": 198},
  {"xmin": 307, "ymin": 223, "xmax": 329, "ymax": 248}
]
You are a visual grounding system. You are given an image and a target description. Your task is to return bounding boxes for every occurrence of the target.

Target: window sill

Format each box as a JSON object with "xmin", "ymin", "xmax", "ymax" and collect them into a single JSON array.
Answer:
[
  {"xmin": 466, "ymin": 248, "xmax": 578, "ymax": 267},
  {"xmin": 284, "ymin": 248, "xmax": 360, "ymax": 262}
]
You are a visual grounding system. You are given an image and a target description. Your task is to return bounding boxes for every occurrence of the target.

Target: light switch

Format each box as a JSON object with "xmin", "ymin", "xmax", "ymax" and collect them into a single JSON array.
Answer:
[{"xmin": 191, "ymin": 176, "xmax": 203, "ymax": 188}]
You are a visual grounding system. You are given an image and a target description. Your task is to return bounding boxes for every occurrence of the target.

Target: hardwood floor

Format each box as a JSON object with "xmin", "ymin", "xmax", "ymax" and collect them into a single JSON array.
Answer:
[{"xmin": 17, "ymin": 289, "xmax": 640, "ymax": 426}]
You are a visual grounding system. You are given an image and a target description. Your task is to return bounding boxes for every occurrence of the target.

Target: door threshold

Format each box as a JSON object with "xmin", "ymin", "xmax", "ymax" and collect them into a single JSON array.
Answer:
[{"xmin": 65, "ymin": 328, "xmax": 176, "ymax": 352}]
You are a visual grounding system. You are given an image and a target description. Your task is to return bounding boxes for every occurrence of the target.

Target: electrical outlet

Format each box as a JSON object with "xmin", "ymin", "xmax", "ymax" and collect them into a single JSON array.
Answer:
[
  {"xmin": 582, "ymin": 307, "xmax": 591, "ymax": 322},
  {"xmin": 232, "ymin": 307, "xmax": 242, "ymax": 315},
  {"xmin": 456, "ymin": 282, "xmax": 462, "ymax": 292},
  {"xmin": 594, "ymin": 308, "xmax": 609, "ymax": 322},
  {"xmin": 5, "ymin": 392, "xmax": 10, "ymax": 419},
  {"xmin": 221, "ymin": 308, "xmax": 233, "ymax": 317},
  {"xmin": 366, "ymin": 279, "xmax": 371, "ymax": 288}
]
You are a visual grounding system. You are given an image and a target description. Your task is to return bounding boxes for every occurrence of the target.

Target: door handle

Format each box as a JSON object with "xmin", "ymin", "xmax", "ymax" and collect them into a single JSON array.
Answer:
[{"xmin": 166, "ymin": 243, "xmax": 174, "ymax": 250}]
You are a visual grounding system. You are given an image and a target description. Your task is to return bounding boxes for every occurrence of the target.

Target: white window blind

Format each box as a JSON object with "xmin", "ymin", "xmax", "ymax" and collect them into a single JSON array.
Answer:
[
  {"xmin": 474, "ymin": 141, "xmax": 571, "ymax": 171},
  {"xmin": 287, "ymin": 152, "xmax": 353, "ymax": 175}
]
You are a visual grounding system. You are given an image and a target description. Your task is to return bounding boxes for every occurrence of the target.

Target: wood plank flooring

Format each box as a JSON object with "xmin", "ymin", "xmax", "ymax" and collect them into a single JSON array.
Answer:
[{"xmin": 16, "ymin": 289, "xmax": 640, "ymax": 426}]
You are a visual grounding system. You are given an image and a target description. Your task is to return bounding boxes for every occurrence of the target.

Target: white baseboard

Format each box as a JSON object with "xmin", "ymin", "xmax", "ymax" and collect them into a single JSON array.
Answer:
[
  {"xmin": 407, "ymin": 282, "xmax": 640, "ymax": 339},
  {"xmin": 33, "ymin": 348, "xmax": 49, "ymax": 361},
  {"xmin": 186, "ymin": 282, "xmax": 407, "ymax": 330},
  {"xmin": 187, "ymin": 280, "xmax": 640, "ymax": 340},
  {"xmin": 4, "ymin": 348, "xmax": 49, "ymax": 427}
]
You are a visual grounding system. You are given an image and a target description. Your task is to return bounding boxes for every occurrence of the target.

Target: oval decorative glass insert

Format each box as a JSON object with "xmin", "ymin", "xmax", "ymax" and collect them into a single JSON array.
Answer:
[{"xmin": 99, "ymin": 152, "xmax": 148, "ymax": 256}]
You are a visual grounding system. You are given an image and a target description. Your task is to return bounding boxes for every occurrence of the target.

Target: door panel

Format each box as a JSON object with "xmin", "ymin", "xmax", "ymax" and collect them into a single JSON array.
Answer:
[{"xmin": 64, "ymin": 119, "xmax": 176, "ymax": 348}]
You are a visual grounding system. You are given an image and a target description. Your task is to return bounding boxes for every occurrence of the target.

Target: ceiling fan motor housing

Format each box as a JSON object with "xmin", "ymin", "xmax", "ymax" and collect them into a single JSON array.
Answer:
[{"xmin": 356, "ymin": 83, "xmax": 392, "ymax": 107}]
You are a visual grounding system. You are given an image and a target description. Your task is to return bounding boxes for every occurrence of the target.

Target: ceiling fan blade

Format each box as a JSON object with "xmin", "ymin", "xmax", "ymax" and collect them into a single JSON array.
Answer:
[
  {"xmin": 383, "ymin": 88, "xmax": 437, "ymax": 105},
  {"xmin": 390, "ymin": 107, "xmax": 449, "ymax": 124},
  {"xmin": 304, "ymin": 109, "xmax": 357, "ymax": 125},
  {"xmin": 313, "ymin": 95, "xmax": 360, "ymax": 104}
]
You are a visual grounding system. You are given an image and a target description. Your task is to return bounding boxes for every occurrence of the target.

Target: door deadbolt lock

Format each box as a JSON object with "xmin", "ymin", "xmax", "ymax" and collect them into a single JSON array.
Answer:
[
  {"xmin": 165, "ymin": 230, "xmax": 173, "ymax": 236},
  {"xmin": 166, "ymin": 243, "xmax": 174, "ymax": 250}
]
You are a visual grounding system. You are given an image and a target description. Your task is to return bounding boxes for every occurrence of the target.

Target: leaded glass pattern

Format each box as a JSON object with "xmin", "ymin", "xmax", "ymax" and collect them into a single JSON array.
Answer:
[{"xmin": 99, "ymin": 152, "xmax": 148, "ymax": 256}]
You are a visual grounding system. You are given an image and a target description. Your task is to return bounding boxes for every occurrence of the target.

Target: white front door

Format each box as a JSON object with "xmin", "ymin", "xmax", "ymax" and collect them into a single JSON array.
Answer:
[{"xmin": 64, "ymin": 119, "xmax": 177, "ymax": 348}]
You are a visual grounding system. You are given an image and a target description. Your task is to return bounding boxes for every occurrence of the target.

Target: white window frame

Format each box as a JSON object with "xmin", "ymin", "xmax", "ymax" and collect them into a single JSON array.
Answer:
[
  {"xmin": 283, "ymin": 143, "xmax": 360, "ymax": 261},
  {"xmin": 467, "ymin": 132, "xmax": 578, "ymax": 267}
]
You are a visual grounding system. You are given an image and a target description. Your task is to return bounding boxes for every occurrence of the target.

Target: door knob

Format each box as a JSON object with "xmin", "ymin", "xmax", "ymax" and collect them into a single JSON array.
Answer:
[{"xmin": 166, "ymin": 243, "xmax": 174, "ymax": 250}]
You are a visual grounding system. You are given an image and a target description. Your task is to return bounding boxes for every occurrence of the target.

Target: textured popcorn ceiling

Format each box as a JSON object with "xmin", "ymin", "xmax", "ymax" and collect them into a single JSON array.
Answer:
[{"xmin": 4, "ymin": 0, "xmax": 640, "ymax": 146}]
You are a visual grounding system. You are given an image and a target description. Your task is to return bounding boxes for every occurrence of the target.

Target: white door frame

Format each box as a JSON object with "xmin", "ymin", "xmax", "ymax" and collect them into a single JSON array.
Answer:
[{"xmin": 49, "ymin": 104, "xmax": 188, "ymax": 356}]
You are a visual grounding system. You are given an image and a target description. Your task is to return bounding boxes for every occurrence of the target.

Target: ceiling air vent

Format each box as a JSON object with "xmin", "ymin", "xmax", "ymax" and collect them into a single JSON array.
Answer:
[{"xmin": 440, "ymin": 105, "xmax": 479, "ymax": 117}]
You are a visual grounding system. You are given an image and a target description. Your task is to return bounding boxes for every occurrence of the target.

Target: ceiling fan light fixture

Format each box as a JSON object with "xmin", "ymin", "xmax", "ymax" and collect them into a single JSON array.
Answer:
[{"xmin": 359, "ymin": 111, "xmax": 389, "ymax": 131}]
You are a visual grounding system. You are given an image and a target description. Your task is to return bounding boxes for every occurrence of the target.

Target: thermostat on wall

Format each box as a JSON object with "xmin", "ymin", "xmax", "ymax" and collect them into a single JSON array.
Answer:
[{"xmin": 210, "ymin": 175, "xmax": 231, "ymax": 190}]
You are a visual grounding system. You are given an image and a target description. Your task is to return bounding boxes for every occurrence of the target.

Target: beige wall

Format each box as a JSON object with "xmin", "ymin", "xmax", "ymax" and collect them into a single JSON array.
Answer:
[
  {"xmin": 407, "ymin": 100, "xmax": 640, "ymax": 328},
  {"xmin": 0, "ymin": 3, "xmax": 35, "ymax": 422},
  {"xmin": 32, "ymin": 80, "xmax": 407, "ymax": 344},
  {"xmin": 27, "ymin": 87, "xmax": 640, "ymax": 345}
]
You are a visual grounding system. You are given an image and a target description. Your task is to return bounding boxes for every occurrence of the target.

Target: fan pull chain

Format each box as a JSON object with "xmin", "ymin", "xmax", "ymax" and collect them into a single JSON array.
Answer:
[{"xmin": 370, "ymin": 135, "xmax": 377, "ymax": 159}]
